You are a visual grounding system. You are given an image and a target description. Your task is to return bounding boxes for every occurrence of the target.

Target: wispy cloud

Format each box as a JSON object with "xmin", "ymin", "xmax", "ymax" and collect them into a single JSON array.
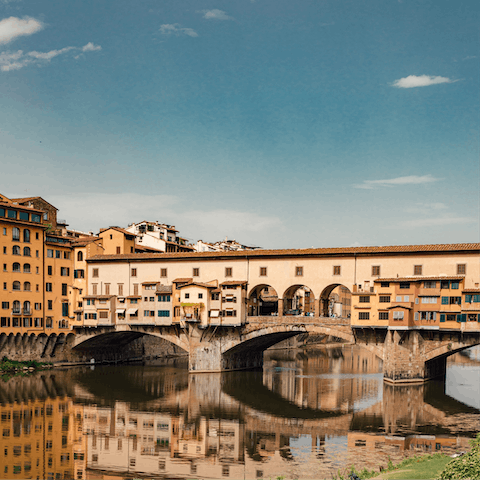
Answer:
[
  {"xmin": 0, "ymin": 16, "xmax": 43, "ymax": 45},
  {"xmin": 405, "ymin": 202, "xmax": 448, "ymax": 214},
  {"xmin": 391, "ymin": 75, "xmax": 457, "ymax": 88},
  {"xmin": 201, "ymin": 9, "xmax": 233, "ymax": 20},
  {"xmin": 354, "ymin": 174, "xmax": 441, "ymax": 190},
  {"xmin": 0, "ymin": 42, "xmax": 101, "ymax": 71},
  {"xmin": 159, "ymin": 23, "xmax": 198, "ymax": 37},
  {"xmin": 399, "ymin": 217, "xmax": 476, "ymax": 228},
  {"xmin": 320, "ymin": 22, "xmax": 335, "ymax": 27},
  {"xmin": 463, "ymin": 55, "xmax": 477, "ymax": 61}
]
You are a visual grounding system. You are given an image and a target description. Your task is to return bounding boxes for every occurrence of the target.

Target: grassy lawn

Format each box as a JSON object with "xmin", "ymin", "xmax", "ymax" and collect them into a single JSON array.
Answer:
[{"xmin": 375, "ymin": 454, "xmax": 453, "ymax": 480}]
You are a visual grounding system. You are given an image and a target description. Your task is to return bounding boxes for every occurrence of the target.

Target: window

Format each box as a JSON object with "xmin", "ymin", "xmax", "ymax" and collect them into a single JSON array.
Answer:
[
  {"xmin": 92, "ymin": 284, "xmax": 98, "ymax": 295},
  {"xmin": 12, "ymin": 245, "xmax": 20, "ymax": 255},
  {"xmin": 185, "ymin": 293, "xmax": 190, "ymax": 299},
  {"xmin": 413, "ymin": 265, "xmax": 422, "ymax": 275},
  {"xmin": 23, "ymin": 229, "xmax": 30, "ymax": 243},
  {"xmin": 77, "ymin": 251, "xmax": 83, "ymax": 262},
  {"xmin": 158, "ymin": 295, "xmax": 170, "ymax": 302},
  {"xmin": 73, "ymin": 269, "xmax": 84, "ymax": 278},
  {"xmin": 12, "ymin": 227, "xmax": 20, "ymax": 241},
  {"xmin": 47, "ymin": 249, "xmax": 53, "ymax": 258},
  {"xmin": 260, "ymin": 267, "xmax": 267, "ymax": 276},
  {"xmin": 198, "ymin": 293, "xmax": 203, "ymax": 299},
  {"xmin": 193, "ymin": 268, "xmax": 199, "ymax": 277},
  {"xmin": 93, "ymin": 268, "xmax": 99, "ymax": 278},
  {"xmin": 118, "ymin": 284, "xmax": 123, "ymax": 296},
  {"xmin": 372, "ymin": 266, "xmax": 380, "ymax": 276},
  {"xmin": 131, "ymin": 268, "xmax": 137, "ymax": 277},
  {"xmin": 359, "ymin": 296, "xmax": 370, "ymax": 303},
  {"xmin": 451, "ymin": 281, "xmax": 459, "ymax": 290},
  {"xmin": 13, "ymin": 281, "xmax": 20, "ymax": 290},
  {"xmin": 457, "ymin": 264, "xmax": 466, "ymax": 275},
  {"xmin": 424, "ymin": 281, "xmax": 436, "ymax": 288},
  {"xmin": 393, "ymin": 311, "xmax": 405, "ymax": 320},
  {"xmin": 47, "ymin": 300, "xmax": 53, "ymax": 310},
  {"xmin": 421, "ymin": 296, "xmax": 437, "ymax": 304},
  {"xmin": 158, "ymin": 310, "xmax": 170, "ymax": 317},
  {"xmin": 13, "ymin": 262, "xmax": 20, "ymax": 272},
  {"xmin": 295, "ymin": 266, "xmax": 303, "ymax": 276},
  {"xmin": 36, "ymin": 250, "xmax": 39, "ymax": 258},
  {"xmin": 12, "ymin": 301, "xmax": 20, "ymax": 314},
  {"xmin": 116, "ymin": 246, "xmax": 121, "ymax": 254},
  {"xmin": 105, "ymin": 284, "xmax": 110, "ymax": 295},
  {"xmin": 23, "ymin": 247, "xmax": 30, "ymax": 256},
  {"xmin": 333, "ymin": 265, "xmax": 341, "ymax": 275},
  {"xmin": 359, "ymin": 312, "xmax": 370, "ymax": 320},
  {"xmin": 399, "ymin": 282, "xmax": 410, "ymax": 289},
  {"xmin": 55, "ymin": 250, "xmax": 60, "ymax": 259},
  {"xmin": 2, "ymin": 264, "xmax": 5, "ymax": 272},
  {"xmin": 211, "ymin": 292, "xmax": 220, "ymax": 300},
  {"xmin": 225, "ymin": 267, "xmax": 232, "ymax": 277},
  {"xmin": 24, "ymin": 282, "xmax": 31, "ymax": 291},
  {"xmin": 159, "ymin": 268, "xmax": 168, "ymax": 278},
  {"xmin": 379, "ymin": 295, "xmax": 390, "ymax": 303},
  {"xmin": 47, "ymin": 266, "xmax": 53, "ymax": 275},
  {"xmin": 99, "ymin": 311, "xmax": 108, "ymax": 319},
  {"xmin": 34, "ymin": 303, "xmax": 41, "ymax": 310},
  {"xmin": 133, "ymin": 284, "xmax": 139, "ymax": 295},
  {"xmin": 62, "ymin": 303, "xmax": 69, "ymax": 317},
  {"xmin": 1, "ymin": 302, "xmax": 8, "ymax": 309},
  {"xmin": 60, "ymin": 267, "xmax": 69, "ymax": 276},
  {"xmin": 379, "ymin": 312, "xmax": 389, "ymax": 320},
  {"xmin": 61, "ymin": 284, "xmax": 67, "ymax": 296}
]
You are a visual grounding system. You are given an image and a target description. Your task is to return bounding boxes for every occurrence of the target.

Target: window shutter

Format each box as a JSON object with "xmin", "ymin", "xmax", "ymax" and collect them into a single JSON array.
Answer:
[
  {"xmin": 440, "ymin": 314, "xmax": 445, "ymax": 323},
  {"xmin": 441, "ymin": 297, "xmax": 448, "ymax": 305},
  {"xmin": 414, "ymin": 312, "xmax": 419, "ymax": 321}
]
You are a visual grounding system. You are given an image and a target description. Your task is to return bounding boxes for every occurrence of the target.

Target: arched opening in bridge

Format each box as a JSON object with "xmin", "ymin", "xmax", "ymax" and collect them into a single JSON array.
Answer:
[
  {"xmin": 282, "ymin": 285, "xmax": 315, "ymax": 316},
  {"xmin": 248, "ymin": 284, "xmax": 279, "ymax": 316},
  {"xmin": 319, "ymin": 284, "xmax": 352, "ymax": 318}
]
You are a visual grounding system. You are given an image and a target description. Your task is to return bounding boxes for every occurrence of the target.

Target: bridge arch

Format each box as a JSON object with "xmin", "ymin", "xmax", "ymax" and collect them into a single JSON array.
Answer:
[
  {"xmin": 247, "ymin": 284, "xmax": 279, "ymax": 316},
  {"xmin": 281, "ymin": 284, "xmax": 315, "ymax": 316},
  {"xmin": 319, "ymin": 284, "xmax": 352, "ymax": 318}
]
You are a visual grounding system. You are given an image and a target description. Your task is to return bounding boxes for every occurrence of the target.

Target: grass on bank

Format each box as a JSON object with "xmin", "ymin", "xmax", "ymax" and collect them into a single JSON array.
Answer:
[{"xmin": 0, "ymin": 356, "xmax": 52, "ymax": 380}]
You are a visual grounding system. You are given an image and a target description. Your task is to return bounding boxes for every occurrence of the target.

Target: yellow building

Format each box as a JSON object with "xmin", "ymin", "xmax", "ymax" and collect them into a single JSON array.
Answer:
[{"xmin": 0, "ymin": 195, "xmax": 46, "ymax": 334}]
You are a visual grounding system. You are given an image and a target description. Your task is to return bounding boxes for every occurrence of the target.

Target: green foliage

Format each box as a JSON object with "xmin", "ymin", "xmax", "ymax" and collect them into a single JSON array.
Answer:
[
  {"xmin": 0, "ymin": 357, "xmax": 49, "ymax": 374},
  {"xmin": 436, "ymin": 434, "xmax": 480, "ymax": 480}
]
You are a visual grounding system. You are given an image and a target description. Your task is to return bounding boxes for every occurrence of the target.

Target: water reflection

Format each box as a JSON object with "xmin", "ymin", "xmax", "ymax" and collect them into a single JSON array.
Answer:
[{"xmin": 1, "ymin": 346, "xmax": 479, "ymax": 480}]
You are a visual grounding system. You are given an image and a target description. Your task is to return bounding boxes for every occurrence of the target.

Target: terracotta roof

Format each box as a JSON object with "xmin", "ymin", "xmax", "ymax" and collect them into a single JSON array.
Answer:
[
  {"xmin": 10, "ymin": 196, "xmax": 59, "ymax": 211},
  {"xmin": 135, "ymin": 245, "xmax": 164, "ymax": 253},
  {"xmin": 463, "ymin": 289, "xmax": 480, "ymax": 293},
  {"xmin": 100, "ymin": 226, "xmax": 137, "ymax": 237},
  {"xmin": 173, "ymin": 277, "xmax": 193, "ymax": 283},
  {"xmin": 86, "ymin": 243, "xmax": 480, "ymax": 263},
  {"xmin": 220, "ymin": 280, "xmax": 248, "ymax": 286},
  {"xmin": 141, "ymin": 281, "xmax": 158, "ymax": 285},
  {"xmin": 126, "ymin": 295, "xmax": 141, "ymax": 299},
  {"xmin": 156, "ymin": 285, "xmax": 173, "ymax": 294},
  {"xmin": 177, "ymin": 281, "xmax": 217, "ymax": 289},
  {"xmin": 375, "ymin": 276, "xmax": 465, "ymax": 283}
]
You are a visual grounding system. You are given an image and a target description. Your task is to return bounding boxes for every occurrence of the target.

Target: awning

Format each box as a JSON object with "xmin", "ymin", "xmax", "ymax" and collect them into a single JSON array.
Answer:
[
  {"xmin": 116, "ymin": 309, "xmax": 126, "ymax": 315},
  {"xmin": 210, "ymin": 310, "xmax": 219, "ymax": 318},
  {"xmin": 126, "ymin": 308, "xmax": 138, "ymax": 315}
]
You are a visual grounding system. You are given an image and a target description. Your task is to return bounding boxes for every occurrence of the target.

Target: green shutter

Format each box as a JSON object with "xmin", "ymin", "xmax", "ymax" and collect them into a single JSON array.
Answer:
[
  {"xmin": 440, "ymin": 314, "xmax": 446, "ymax": 323},
  {"xmin": 451, "ymin": 282, "xmax": 459, "ymax": 290},
  {"xmin": 441, "ymin": 297, "xmax": 449, "ymax": 305},
  {"xmin": 465, "ymin": 295, "xmax": 472, "ymax": 303},
  {"xmin": 457, "ymin": 314, "xmax": 466, "ymax": 323}
]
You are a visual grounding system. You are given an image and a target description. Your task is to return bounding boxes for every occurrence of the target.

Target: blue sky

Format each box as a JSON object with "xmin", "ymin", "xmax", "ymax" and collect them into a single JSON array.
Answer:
[{"xmin": 1, "ymin": 0, "xmax": 479, "ymax": 248}]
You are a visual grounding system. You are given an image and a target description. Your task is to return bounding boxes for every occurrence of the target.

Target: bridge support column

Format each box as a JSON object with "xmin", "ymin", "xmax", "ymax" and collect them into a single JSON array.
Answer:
[{"xmin": 383, "ymin": 330, "xmax": 446, "ymax": 384}]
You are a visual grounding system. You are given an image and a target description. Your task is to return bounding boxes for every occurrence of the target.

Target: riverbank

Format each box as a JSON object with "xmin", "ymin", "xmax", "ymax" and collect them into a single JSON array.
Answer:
[{"xmin": 0, "ymin": 357, "xmax": 53, "ymax": 379}]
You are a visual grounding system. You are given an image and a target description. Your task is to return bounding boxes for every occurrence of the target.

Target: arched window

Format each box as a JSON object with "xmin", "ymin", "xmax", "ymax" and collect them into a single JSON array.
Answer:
[
  {"xmin": 23, "ymin": 301, "xmax": 30, "ymax": 314},
  {"xmin": 23, "ymin": 247, "xmax": 31, "ymax": 256},
  {"xmin": 12, "ymin": 227, "xmax": 20, "ymax": 241},
  {"xmin": 23, "ymin": 264, "xmax": 31, "ymax": 273},
  {"xmin": 12, "ymin": 245, "xmax": 20, "ymax": 255},
  {"xmin": 77, "ymin": 251, "xmax": 83, "ymax": 262},
  {"xmin": 13, "ymin": 281, "xmax": 21, "ymax": 290},
  {"xmin": 23, "ymin": 229, "xmax": 30, "ymax": 243},
  {"xmin": 12, "ymin": 262, "xmax": 21, "ymax": 272},
  {"xmin": 24, "ymin": 282, "xmax": 31, "ymax": 291},
  {"xmin": 13, "ymin": 300, "xmax": 20, "ymax": 314}
]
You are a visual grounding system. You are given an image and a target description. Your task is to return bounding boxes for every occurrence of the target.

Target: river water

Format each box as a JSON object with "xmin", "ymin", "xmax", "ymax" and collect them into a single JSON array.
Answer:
[{"xmin": 1, "ymin": 345, "xmax": 480, "ymax": 480}]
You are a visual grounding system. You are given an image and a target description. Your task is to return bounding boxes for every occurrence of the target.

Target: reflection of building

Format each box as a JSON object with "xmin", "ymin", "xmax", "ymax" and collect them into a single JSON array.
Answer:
[{"xmin": 0, "ymin": 397, "xmax": 86, "ymax": 480}]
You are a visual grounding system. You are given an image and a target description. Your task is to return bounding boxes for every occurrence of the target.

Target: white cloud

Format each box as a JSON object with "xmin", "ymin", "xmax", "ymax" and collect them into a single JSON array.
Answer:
[
  {"xmin": 1, "ymin": 42, "xmax": 101, "ymax": 71},
  {"xmin": 463, "ymin": 55, "xmax": 477, "ymax": 61},
  {"xmin": 46, "ymin": 193, "xmax": 282, "ymax": 245},
  {"xmin": 82, "ymin": 42, "xmax": 101, "ymax": 52},
  {"xmin": 201, "ymin": 9, "xmax": 233, "ymax": 20},
  {"xmin": 391, "ymin": 75, "xmax": 457, "ymax": 88},
  {"xmin": 0, "ymin": 16, "xmax": 43, "ymax": 45},
  {"xmin": 159, "ymin": 23, "xmax": 198, "ymax": 37},
  {"xmin": 354, "ymin": 174, "xmax": 441, "ymax": 190}
]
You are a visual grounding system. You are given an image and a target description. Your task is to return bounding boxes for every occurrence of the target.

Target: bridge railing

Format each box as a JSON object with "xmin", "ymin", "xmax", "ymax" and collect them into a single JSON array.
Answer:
[{"xmin": 247, "ymin": 315, "xmax": 350, "ymax": 326}]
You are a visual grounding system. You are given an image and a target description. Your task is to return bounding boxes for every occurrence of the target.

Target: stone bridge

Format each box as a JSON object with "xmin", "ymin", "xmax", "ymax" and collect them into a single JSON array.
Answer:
[{"xmin": 70, "ymin": 315, "xmax": 480, "ymax": 384}]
